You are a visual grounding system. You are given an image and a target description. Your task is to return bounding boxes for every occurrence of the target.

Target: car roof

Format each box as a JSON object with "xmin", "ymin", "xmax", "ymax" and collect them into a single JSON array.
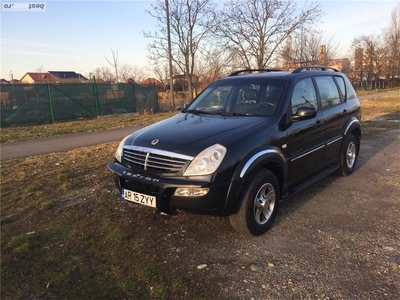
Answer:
[
  {"xmin": 220, "ymin": 66, "xmax": 342, "ymax": 81},
  {"xmin": 218, "ymin": 72, "xmax": 291, "ymax": 83}
]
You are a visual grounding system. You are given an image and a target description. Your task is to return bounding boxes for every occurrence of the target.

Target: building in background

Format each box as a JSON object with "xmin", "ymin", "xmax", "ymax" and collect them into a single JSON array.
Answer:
[
  {"xmin": 20, "ymin": 71, "xmax": 88, "ymax": 83},
  {"xmin": 282, "ymin": 45, "xmax": 351, "ymax": 74}
]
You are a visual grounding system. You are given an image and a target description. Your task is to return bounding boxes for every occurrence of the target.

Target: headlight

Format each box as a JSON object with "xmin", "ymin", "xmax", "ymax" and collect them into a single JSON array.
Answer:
[
  {"xmin": 115, "ymin": 136, "xmax": 129, "ymax": 162},
  {"xmin": 183, "ymin": 144, "xmax": 227, "ymax": 176}
]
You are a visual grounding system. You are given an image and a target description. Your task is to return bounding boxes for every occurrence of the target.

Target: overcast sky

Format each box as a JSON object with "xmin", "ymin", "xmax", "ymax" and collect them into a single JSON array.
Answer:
[{"xmin": 1, "ymin": 0, "xmax": 398, "ymax": 80}]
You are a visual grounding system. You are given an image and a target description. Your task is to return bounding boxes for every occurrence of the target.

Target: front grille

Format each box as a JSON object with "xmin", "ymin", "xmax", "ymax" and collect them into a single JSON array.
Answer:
[{"xmin": 123, "ymin": 147, "xmax": 192, "ymax": 174}]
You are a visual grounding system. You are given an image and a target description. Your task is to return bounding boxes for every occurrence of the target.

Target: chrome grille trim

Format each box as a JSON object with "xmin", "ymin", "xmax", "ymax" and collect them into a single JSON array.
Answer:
[{"xmin": 123, "ymin": 146, "xmax": 193, "ymax": 173}]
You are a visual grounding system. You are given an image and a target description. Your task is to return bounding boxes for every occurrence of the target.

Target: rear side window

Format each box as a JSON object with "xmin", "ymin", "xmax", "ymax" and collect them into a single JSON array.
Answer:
[
  {"xmin": 344, "ymin": 77, "xmax": 357, "ymax": 100},
  {"xmin": 315, "ymin": 76, "xmax": 341, "ymax": 109},
  {"xmin": 291, "ymin": 78, "xmax": 318, "ymax": 114},
  {"xmin": 334, "ymin": 76, "xmax": 346, "ymax": 99}
]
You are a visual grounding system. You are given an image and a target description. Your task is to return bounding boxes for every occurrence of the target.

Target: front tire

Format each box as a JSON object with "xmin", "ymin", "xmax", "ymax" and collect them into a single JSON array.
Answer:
[
  {"xmin": 229, "ymin": 170, "xmax": 280, "ymax": 236},
  {"xmin": 335, "ymin": 133, "xmax": 359, "ymax": 176}
]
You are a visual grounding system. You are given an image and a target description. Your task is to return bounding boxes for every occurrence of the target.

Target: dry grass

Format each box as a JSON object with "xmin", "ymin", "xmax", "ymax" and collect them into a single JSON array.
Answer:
[
  {"xmin": 360, "ymin": 96, "xmax": 400, "ymax": 138},
  {"xmin": 1, "ymin": 112, "xmax": 178, "ymax": 143},
  {"xmin": 1, "ymin": 143, "xmax": 225, "ymax": 299},
  {"xmin": 361, "ymin": 96, "xmax": 399, "ymax": 121}
]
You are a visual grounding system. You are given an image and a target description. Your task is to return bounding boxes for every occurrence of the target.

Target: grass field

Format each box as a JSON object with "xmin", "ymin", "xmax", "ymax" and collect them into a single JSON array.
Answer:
[
  {"xmin": 0, "ymin": 112, "xmax": 177, "ymax": 143},
  {"xmin": 359, "ymin": 95, "xmax": 400, "ymax": 138},
  {"xmin": 1, "ymin": 142, "xmax": 226, "ymax": 299},
  {"xmin": 1, "ymin": 91, "xmax": 399, "ymax": 299}
]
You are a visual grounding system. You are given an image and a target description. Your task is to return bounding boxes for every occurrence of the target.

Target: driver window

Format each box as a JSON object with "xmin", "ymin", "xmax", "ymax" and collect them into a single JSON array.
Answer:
[{"xmin": 291, "ymin": 78, "xmax": 318, "ymax": 114}]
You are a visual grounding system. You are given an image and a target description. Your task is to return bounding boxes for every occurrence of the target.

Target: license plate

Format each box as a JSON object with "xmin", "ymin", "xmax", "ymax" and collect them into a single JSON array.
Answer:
[{"xmin": 122, "ymin": 188, "xmax": 156, "ymax": 208}]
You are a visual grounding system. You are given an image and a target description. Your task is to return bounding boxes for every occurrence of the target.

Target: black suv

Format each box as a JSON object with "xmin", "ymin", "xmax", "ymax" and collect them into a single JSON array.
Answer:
[{"xmin": 107, "ymin": 66, "xmax": 361, "ymax": 236}]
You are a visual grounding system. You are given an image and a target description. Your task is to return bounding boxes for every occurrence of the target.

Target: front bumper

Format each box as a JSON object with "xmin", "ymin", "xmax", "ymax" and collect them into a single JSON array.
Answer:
[{"xmin": 107, "ymin": 162, "xmax": 231, "ymax": 215}]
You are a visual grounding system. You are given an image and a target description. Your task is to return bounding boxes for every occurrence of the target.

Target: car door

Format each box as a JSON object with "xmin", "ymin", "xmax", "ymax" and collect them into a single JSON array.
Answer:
[
  {"xmin": 284, "ymin": 78, "xmax": 325, "ymax": 181},
  {"xmin": 314, "ymin": 76, "xmax": 349, "ymax": 163}
]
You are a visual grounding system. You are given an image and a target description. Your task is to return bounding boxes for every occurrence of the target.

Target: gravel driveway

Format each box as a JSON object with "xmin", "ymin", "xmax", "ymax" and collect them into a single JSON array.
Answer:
[{"xmin": 152, "ymin": 128, "xmax": 400, "ymax": 299}]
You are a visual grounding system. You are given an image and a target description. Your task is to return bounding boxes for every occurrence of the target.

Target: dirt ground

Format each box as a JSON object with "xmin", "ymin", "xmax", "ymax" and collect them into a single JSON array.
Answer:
[
  {"xmin": 102, "ymin": 124, "xmax": 400, "ymax": 299},
  {"xmin": 151, "ymin": 127, "xmax": 400, "ymax": 299}
]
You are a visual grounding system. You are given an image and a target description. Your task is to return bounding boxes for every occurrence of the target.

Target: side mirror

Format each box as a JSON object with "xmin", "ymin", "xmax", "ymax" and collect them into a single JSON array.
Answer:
[
  {"xmin": 292, "ymin": 107, "xmax": 317, "ymax": 121},
  {"xmin": 183, "ymin": 103, "xmax": 190, "ymax": 110}
]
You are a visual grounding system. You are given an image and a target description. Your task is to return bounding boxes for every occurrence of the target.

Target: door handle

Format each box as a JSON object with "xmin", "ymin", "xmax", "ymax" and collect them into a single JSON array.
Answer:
[{"xmin": 315, "ymin": 119, "xmax": 324, "ymax": 128}]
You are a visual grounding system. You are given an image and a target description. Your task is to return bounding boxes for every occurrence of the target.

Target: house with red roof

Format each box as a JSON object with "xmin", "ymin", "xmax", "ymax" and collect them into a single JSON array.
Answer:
[
  {"xmin": 140, "ymin": 77, "xmax": 164, "ymax": 92},
  {"xmin": 20, "ymin": 71, "xmax": 88, "ymax": 83},
  {"xmin": 140, "ymin": 78, "xmax": 162, "ymax": 85}
]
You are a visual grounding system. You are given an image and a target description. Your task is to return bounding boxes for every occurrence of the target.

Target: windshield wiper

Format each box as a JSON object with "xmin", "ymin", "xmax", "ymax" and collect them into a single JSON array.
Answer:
[
  {"xmin": 220, "ymin": 111, "xmax": 253, "ymax": 116},
  {"xmin": 184, "ymin": 109, "xmax": 216, "ymax": 115}
]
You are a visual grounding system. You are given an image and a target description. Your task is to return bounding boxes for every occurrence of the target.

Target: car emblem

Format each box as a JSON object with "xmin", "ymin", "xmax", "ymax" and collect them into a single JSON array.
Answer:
[{"xmin": 151, "ymin": 139, "xmax": 159, "ymax": 145}]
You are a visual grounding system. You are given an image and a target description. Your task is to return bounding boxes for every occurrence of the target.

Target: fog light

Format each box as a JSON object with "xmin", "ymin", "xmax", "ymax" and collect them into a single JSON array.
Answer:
[{"xmin": 174, "ymin": 187, "xmax": 210, "ymax": 197}]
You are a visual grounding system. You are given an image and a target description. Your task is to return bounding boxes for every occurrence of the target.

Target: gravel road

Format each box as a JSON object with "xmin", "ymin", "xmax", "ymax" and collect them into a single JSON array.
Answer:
[{"xmin": 162, "ymin": 128, "xmax": 400, "ymax": 299}]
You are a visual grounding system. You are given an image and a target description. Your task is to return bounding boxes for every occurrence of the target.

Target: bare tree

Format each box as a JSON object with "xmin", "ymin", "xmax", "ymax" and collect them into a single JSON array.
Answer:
[
  {"xmin": 131, "ymin": 66, "xmax": 148, "ymax": 83},
  {"xmin": 281, "ymin": 29, "xmax": 343, "ymax": 66},
  {"xmin": 36, "ymin": 65, "xmax": 46, "ymax": 73},
  {"xmin": 91, "ymin": 66, "xmax": 116, "ymax": 83},
  {"xmin": 144, "ymin": 0, "xmax": 216, "ymax": 99},
  {"xmin": 104, "ymin": 48, "xmax": 119, "ymax": 83},
  {"xmin": 215, "ymin": 0, "xmax": 323, "ymax": 69},
  {"xmin": 152, "ymin": 64, "xmax": 170, "ymax": 88},
  {"xmin": 119, "ymin": 64, "xmax": 134, "ymax": 83},
  {"xmin": 118, "ymin": 64, "xmax": 148, "ymax": 83},
  {"xmin": 350, "ymin": 3, "xmax": 400, "ymax": 88},
  {"xmin": 352, "ymin": 34, "xmax": 386, "ymax": 83},
  {"xmin": 383, "ymin": 4, "xmax": 400, "ymax": 80},
  {"xmin": 195, "ymin": 46, "xmax": 235, "ymax": 89}
]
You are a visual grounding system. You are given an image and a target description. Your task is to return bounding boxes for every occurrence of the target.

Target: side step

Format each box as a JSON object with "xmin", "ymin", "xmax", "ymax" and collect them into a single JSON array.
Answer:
[{"xmin": 282, "ymin": 164, "xmax": 338, "ymax": 199}]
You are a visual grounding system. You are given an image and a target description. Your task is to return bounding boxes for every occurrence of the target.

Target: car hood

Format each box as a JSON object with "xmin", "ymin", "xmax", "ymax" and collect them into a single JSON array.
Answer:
[{"xmin": 125, "ymin": 112, "xmax": 270, "ymax": 156}]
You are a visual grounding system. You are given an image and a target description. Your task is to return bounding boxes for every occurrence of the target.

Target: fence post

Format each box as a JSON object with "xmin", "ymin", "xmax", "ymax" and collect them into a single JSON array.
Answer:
[
  {"xmin": 132, "ymin": 83, "xmax": 137, "ymax": 112},
  {"xmin": 47, "ymin": 84, "xmax": 55, "ymax": 123},
  {"xmin": 92, "ymin": 76, "xmax": 99, "ymax": 117}
]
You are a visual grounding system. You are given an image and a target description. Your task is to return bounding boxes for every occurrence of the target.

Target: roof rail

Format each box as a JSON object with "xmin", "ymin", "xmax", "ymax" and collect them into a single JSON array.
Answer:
[
  {"xmin": 292, "ymin": 66, "xmax": 339, "ymax": 73},
  {"xmin": 229, "ymin": 68, "xmax": 283, "ymax": 76}
]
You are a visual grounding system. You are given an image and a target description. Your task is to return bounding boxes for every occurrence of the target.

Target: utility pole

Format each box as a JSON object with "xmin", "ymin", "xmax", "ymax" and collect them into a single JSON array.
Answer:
[
  {"xmin": 166, "ymin": 0, "xmax": 175, "ymax": 109},
  {"xmin": 10, "ymin": 70, "xmax": 16, "ymax": 107}
]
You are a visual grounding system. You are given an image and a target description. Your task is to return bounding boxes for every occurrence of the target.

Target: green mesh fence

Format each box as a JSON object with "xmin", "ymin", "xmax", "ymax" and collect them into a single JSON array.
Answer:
[{"xmin": 0, "ymin": 82, "xmax": 158, "ymax": 126}]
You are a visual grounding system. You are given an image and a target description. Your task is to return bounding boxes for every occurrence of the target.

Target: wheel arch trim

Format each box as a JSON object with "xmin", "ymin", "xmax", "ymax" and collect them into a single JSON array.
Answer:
[
  {"xmin": 239, "ymin": 148, "xmax": 286, "ymax": 179},
  {"xmin": 344, "ymin": 118, "xmax": 361, "ymax": 136}
]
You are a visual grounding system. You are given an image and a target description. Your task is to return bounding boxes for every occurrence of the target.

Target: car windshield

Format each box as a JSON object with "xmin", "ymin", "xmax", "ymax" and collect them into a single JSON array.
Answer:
[{"xmin": 185, "ymin": 77, "xmax": 286, "ymax": 117}]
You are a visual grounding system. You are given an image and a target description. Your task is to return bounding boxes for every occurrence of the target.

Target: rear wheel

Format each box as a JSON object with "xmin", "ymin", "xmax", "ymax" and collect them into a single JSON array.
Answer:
[
  {"xmin": 229, "ymin": 170, "xmax": 280, "ymax": 236},
  {"xmin": 335, "ymin": 133, "xmax": 359, "ymax": 176}
]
